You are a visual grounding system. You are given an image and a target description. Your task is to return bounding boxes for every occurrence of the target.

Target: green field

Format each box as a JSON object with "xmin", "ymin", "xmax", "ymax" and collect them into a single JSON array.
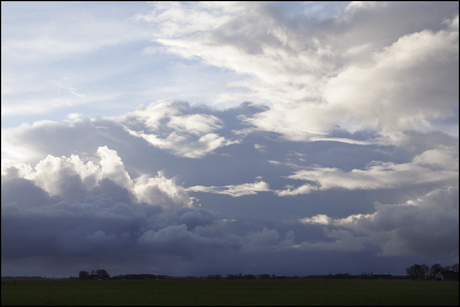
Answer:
[{"xmin": 2, "ymin": 279, "xmax": 459, "ymax": 306}]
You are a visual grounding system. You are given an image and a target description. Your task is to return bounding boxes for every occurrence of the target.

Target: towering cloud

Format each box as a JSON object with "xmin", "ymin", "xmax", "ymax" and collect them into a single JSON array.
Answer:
[{"xmin": 2, "ymin": 146, "xmax": 194, "ymax": 210}]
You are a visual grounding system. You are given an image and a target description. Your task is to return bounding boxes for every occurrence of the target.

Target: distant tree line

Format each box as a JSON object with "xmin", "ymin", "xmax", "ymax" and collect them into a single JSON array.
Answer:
[
  {"xmin": 99, "ymin": 272, "xmax": 403, "ymax": 281},
  {"xmin": 74, "ymin": 263, "xmax": 458, "ymax": 281},
  {"xmin": 405, "ymin": 263, "xmax": 459, "ymax": 280}
]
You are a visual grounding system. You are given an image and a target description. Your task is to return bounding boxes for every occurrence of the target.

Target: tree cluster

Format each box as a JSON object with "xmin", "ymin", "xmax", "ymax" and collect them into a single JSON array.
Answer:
[
  {"xmin": 406, "ymin": 263, "xmax": 459, "ymax": 280},
  {"xmin": 78, "ymin": 269, "xmax": 110, "ymax": 280}
]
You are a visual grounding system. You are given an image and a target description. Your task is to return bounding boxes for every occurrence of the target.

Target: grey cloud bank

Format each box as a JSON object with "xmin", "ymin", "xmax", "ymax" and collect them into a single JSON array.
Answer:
[
  {"xmin": 2, "ymin": 102, "xmax": 458, "ymax": 277},
  {"xmin": 1, "ymin": 2, "xmax": 458, "ymax": 278}
]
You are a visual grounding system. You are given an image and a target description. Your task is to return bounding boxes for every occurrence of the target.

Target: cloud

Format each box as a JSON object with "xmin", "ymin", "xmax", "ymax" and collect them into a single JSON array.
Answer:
[
  {"xmin": 136, "ymin": 2, "xmax": 458, "ymax": 146},
  {"xmin": 133, "ymin": 172, "xmax": 195, "ymax": 211},
  {"xmin": 1, "ymin": 2, "xmax": 458, "ymax": 278},
  {"xmin": 241, "ymin": 227, "xmax": 280, "ymax": 253},
  {"xmin": 1, "ymin": 178, "xmax": 53, "ymax": 208},
  {"xmin": 247, "ymin": 13, "xmax": 459, "ymax": 144},
  {"xmin": 300, "ymin": 186, "xmax": 459, "ymax": 257},
  {"xmin": 137, "ymin": 224, "xmax": 234, "ymax": 259},
  {"xmin": 1, "ymin": 159, "xmax": 33, "ymax": 183},
  {"xmin": 1, "ymin": 146, "xmax": 195, "ymax": 211},
  {"xmin": 1, "ymin": 186, "xmax": 231, "ymax": 261},
  {"xmin": 298, "ymin": 229, "xmax": 366, "ymax": 253},
  {"xmin": 123, "ymin": 101, "xmax": 240, "ymax": 158},
  {"xmin": 322, "ymin": 15, "xmax": 459, "ymax": 143},
  {"xmin": 186, "ymin": 179, "xmax": 271, "ymax": 197},
  {"xmin": 276, "ymin": 145, "xmax": 458, "ymax": 196}
]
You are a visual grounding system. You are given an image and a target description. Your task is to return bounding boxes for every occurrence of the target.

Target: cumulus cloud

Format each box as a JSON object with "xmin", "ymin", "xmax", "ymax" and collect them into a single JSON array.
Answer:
[
  {"xmin": 134, "ymin": 172, "xmax": 195, "ymax": 210},
  {"xmin": 1, "ymin": 146, "xmax": 195, "ymax": 211},
  {"xmin": 300, "ymin": 186, "xmax": 459, "ymax": 257}
]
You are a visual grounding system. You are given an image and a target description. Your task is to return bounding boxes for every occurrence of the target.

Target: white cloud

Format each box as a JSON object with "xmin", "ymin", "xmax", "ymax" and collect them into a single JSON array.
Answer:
[
  {"xmin": 133, "ymin": 2, "xmax": 246, "ymax": 38},
  {"xmin": 322, "ymin": 16, "xmax": 459, "ymax": 143},
  {"xmin": 1, "ymin": 159, "xmax": 33, "ymax": 183},
  {"xmin": 167, "ymin": 114, "xmax": 222, "ymax": 135},
  {"xmin": 1, "ymin": 146, "xmax": 195, "ymax": 211},
  {"xmin": 276, "ymin": 146, "xmax": 458, "ymax": 196},
  {"xmin": 66, "ymin": 113, "xmax": 83, "ymax": 121},
  {"xmin": 138, "ymin": 2, "xmax": 458, "ymax": 146},
  {"xmin": 248, "ymin": 15, "xmax": 459, "ymax": 144},
  {"xmin": 134, "ymin": 172, "xmax": 195, "ymax": 210},
  {"xmin": 138, "ymin": 2, "xmax": 335, "ymax": 107},
  {"xmin": 254, "ymin": 143, "xmax": 268, "ymax": 153},
  {"xmin": 299, "ymin": 214, "xmax": 332, "ymax": 226},
  {"xmin": 125, "ymin": 128, "xmax": 237, "ymax": 159},
  {"xmin": 96, "ymin": 146, "xmax": 133, "ymax": 190},
  {"xmin": 186, "ymin": 179, "xmax": 271, "ymax": 197},
  {"xmin": 124, "ymin": 101, "xmax": 239, "ymax": 158}
]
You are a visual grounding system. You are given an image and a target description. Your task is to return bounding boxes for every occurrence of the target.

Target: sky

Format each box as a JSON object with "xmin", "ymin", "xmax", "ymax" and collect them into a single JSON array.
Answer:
[{"xmin": 1, "ymin": 1, "xmax": 459, "ymax": 278}]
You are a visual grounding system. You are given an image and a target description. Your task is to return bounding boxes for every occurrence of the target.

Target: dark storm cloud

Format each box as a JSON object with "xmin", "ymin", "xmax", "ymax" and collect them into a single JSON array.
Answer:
[
  {"xmin": 1, "ymin": 178, "xmax": 54, "ymax": 208},
  {"xmin": 2, "ymin": 174, "xmax": 342, "ymax": 276},
  {"xmin": 300, "ymin": 186, "xmax": 459, "ymax": 258},
  {"xmin": 1, "ymin": 180, "xmax": 237, "ymax": 261}
]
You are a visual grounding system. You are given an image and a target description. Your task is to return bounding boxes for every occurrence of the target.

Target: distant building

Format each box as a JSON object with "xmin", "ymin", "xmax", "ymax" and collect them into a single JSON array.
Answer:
[{"xmin": 434, "ymin": 272, "xmax": 444, "ymax": 281}]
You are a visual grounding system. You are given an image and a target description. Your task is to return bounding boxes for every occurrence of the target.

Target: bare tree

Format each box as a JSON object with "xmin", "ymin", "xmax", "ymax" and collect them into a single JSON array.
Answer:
[{"xmin": 406, "ymin": 264, "xmax": 429, "ymax": 280}]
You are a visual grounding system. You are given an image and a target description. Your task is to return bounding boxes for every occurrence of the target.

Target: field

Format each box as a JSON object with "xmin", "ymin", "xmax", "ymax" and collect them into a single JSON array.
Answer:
[{"xmin": 2, "ymin": 279, "xmax": 459, "ymax": 306}]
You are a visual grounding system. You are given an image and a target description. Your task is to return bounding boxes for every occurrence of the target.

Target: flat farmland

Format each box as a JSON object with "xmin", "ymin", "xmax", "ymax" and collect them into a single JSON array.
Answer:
[{"xmin": 2, "ymin": 279, "xmax": 459, "ymax": 306}]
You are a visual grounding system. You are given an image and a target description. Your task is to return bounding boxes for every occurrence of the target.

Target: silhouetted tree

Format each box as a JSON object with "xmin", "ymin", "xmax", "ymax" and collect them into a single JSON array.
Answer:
[
  {"xmin": 79, "ymin": 271, "xmax": 89, "ymax": 280},
  {"xmin": 406, "ymin": 264, "xmax": 429, "ymax": 280},
  {"xmin": 96, "ymin": 269, "xmax": 110, "ymax": 280},
  {"xmin": 430, "ymin": 263, "xmax": 443, "ymax": 278},
  {"xmin": 452, "ymin": 263, "xmax": 459, "ymax": 273}
]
